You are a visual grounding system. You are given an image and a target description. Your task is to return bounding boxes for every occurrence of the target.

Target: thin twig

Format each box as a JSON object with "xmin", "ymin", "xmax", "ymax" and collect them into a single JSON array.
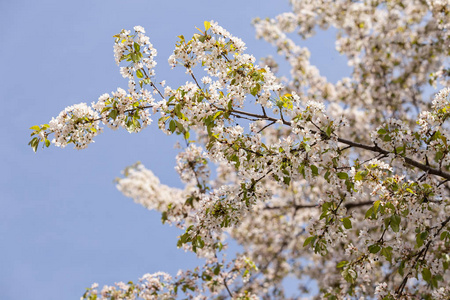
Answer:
[
  {"xmin": 257, "ymin": 121, "xmax": 276, "ymax": 134},
  {"xmin": 223, "ymin": 277, "xmax": 233, "ymax": 298}
]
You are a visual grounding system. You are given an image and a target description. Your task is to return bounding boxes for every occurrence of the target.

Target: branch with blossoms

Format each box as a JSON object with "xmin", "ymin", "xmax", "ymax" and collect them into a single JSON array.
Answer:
[
  {"xmin": 30, "ymin": 2, "xmax": 450, "ymax": 298},
  {"xmin": 81, "ymin": 254, "xmax": 261, "ymax": 300},
  {"xmin": 29, "ymin": 23, "xmax": 450, "ymax": 184},
  {"xmin": 394, "ymin": 215, "xmax": 450, "ymax": 297}
]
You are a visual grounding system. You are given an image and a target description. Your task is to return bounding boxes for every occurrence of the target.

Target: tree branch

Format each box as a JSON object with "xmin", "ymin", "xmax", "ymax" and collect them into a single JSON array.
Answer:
[
  {"xmin": 222, "ymin": 108, "xmax": 450, "ymax": 181},
  {"xmin": 265, "ymin": 200, "xmax": 373, "ymax": 211},
  {"xmin": 336, "ymin": 137, "xmax": 450, "ymax": 180}
]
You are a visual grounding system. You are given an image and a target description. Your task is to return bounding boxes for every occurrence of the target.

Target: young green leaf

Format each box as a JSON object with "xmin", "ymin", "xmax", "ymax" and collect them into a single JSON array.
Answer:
[
  {"xmin": 204, "ymin": 21, "xmax": 211, "ymax": 31},
  {"xmin": 337, "ymin": 172, "xmax": 348, "ymax": 179},
  {"xmin": 390, "ymin": 214, "xmax": 401, "ymax": 232},
  {"xmin": 342, "ymin": 217, "xmax": 352, "ymax": 229}
]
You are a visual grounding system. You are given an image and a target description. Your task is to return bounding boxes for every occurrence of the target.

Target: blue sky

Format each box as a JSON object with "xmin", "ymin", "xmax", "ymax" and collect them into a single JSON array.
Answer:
[{"xmin": 0, "ymin": 1, "xmax": 349, "ymax": 299}]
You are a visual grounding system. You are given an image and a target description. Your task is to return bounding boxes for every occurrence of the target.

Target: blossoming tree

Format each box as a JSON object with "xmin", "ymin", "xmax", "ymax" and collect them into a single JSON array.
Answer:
[{"xmin": 29, "ymin": 0, "xmax": 449, "ymax": 299}]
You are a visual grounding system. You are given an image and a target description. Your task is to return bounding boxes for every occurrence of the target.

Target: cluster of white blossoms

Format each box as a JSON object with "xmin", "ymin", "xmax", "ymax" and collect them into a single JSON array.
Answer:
[
  {"xmin": 116, "ymin": 163, "xmax": 184, "ymax": 213},
  {"xmin": 48, "ymin": 103, "xmax": 101, "ymax": 149},
  {"xmin": 167, "ymin": 21, "xmax": 283, "ymax": 109},
  {"xmin": 92, "ymin": 87, "xmax": 153, "ymax": 132},
  {"xmin": 175, "ymin": 144, "xmax": 210, "ymax": 184},
  {"xmin": 431, "ymin": 87, "xmax": 450, "ymax": 114},
  {"xmin": 30, "ymin": 27, "xmax": 158, "ymax": 151},
  {"xmin": 82, "ymin": 254, "xmax": 262, "ymax": 300},
  {"xmin": 33, "ymin": 1, "xmax": 450, "ymax": 299},
  {"xmin": 114, "ymin": 26, "xmax": 157, "ymax": 78},
  {"xmin": 82, "ymin": 272, "xmax": 174, "ymax": 299}
]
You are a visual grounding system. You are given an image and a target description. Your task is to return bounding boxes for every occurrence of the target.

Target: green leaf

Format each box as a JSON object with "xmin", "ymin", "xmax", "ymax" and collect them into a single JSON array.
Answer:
[
  {"xmin": 386, "ymin": 202, "xmax": 395, "ymax": 211},
  {"xmin": 28, "ymin": 137, "xmax": 40, "ymax": 153},
  {"xmin": 44, "ymin": 138, "xmax": 51, "ymax": 147},
  {"xmin": 396, "ymin": 145, "xmax": 405, "ymax": 155},
  {"xmin": 382, "ymin": 134, "xmax": 391, "ymax": 142},
  {"xmin": 250, "ymin": 86, "xmax": 259, "ymax": 96},
  {"xmin": 204, "ymin": 21, "xmax": 211, "ymax": 31},
  {"xmin": 326, "ymin": 124, "xmax": 332, "ymax": 137},
  {"xmin": 196, "ymin": 236, "xmax": 205, "ymax": 249},
  {"xmin": 342, "ymin": 268, "xmax": 357, "ymax": 284},
  {"xmin": 310, "ymin": 165, "xmax": 319, "ymax": 176},
  {"xmin": 213, "ymin": 111, "xmax": 223, "ymax": 120},
  {"xmin": 435, "ymin": 151, "xmax": 444, "ymax": 162},
  {"xmin": 227, "ymin": 99, "xmax": 233, "ymax": 111},
  {"xmin": 345, "ymin": 179, "xmax": 354, "ymax": 192},
  {"xmin": 213, "ymin": 264, "xmax": 220, "ymax": 275},
  {"xmin": 176, "ymin": 121, "xmax": 184, "ymax": 133},
  {"xmin": 381, "ymin": 246, "xmax": 393, "ymax": 262},
  {"xmin": 161, "ymin": 211, "xmax": 168, "ymax": 224},
  {"xmin": 30, "ymin": 125, "xmax": 40, "ymax": 131},
  {"xmin": 406, "ymin": 188, "xmax": 416, "ymax": 194},
  {"xmin": 198, "ymin": 35, "xmax": 206, "ymax": 43},
  {"xmin": 136, "ymin": 69, "xmax": 144, "ymax": 78},
  {"xmin": 422, "ymin": 268, "xmax": 432, "ymax": 283},
  {"xmin": 201, "ymin": 272, "xmax": 212, "ymax": 281},
  {"xmin": 303, "ymin": 143, "xmax": 311, "ymax": 152},
  {"xmin": 337, "ymin": 172, "xmax": 348, "ymax": 179},
  {"xmin": 130, "ymin": 52, "xmax": 139, "ymax": 62},
  {"xmin": 283, "ymin": 176, "xmax": 291, "ymax": 185},
  {"xmin": 174, "ymin": 103, "xmax": 182, "ymax": 117},
  {"xmin": 373, "ymin": 200, "xmax": 381, "ymax": 214},
  {"xmin": 390, "ymin": 214, "xmax": 401, "ymax": 232},
  {"xmin": 416, "ymin": 231, "xmax": 428, "ymax": 247},
  {"xmin": 133, "ymin": 42, "xmax": 140, "ymax": 52},
  {"xmin": 243, "ymin": 269, "xmax": 249, "ymax": 278},
  {"xmin": 416, "ymin": 234, "xmax": 424, "ymax": 247},
  {"xmin": 342, "ymin": 217, "xmax": 352, "ymax": 229},
  {"xmin": 169, "ymin": 120, "xmax": 176, "ymax": 133},
  {"xmin": 377, "ymin": 128, "xmax": 387, "ymax": 134},
  {"xmin": 336, "ymin": 261, "xmax": 348, "ymax": 268},
  {"xmin": 303, "ymin": 236, "xmax": 315, "ymax": 247},
  {"xmin": 420, "ymin": 231, "xmax": 428, "ymax": 241},
  {"xmin": 365, "ymin": 206, "xmax": 374, "ymax": 219},
  {"xmin": 368, "ymin": 244, "xmax": 381, "ymax": 254},
  {"xmin": 109, "ymin": 109, "xmax": 118, "ymax": 120},
  {"xmin": 324, "ymin": 170, "xmax": 330, "ymax": 182},
  {"xmin": 354, "ymin": 170, "xmax": 367, "ymax": 181}
]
